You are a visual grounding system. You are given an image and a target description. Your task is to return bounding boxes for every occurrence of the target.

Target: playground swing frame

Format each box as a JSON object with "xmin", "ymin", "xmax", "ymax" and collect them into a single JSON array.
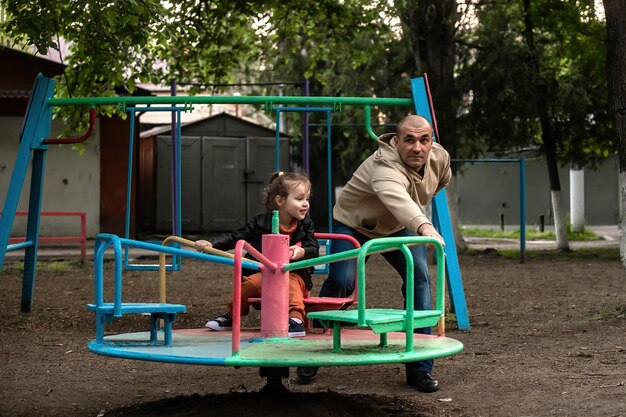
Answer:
[
  {"xmin": 0, "ymin": 74, "xmax": 470, "ymax": 331},
  {"xmin": 452, "ymin": 157, "xmax": 527, "ymax": 263}
]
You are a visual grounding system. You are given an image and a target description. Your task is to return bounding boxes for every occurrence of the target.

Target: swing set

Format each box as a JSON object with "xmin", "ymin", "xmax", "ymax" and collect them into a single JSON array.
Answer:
[{"xmin": 0, "ymin": 74, "xmax": 468, "ymax": 389}]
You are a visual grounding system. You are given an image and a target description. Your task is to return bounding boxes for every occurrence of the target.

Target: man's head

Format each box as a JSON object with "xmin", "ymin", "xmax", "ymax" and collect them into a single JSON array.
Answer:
[{"xmin": 391, "ymin": 115, "xmax": 434, "ymax": 171}]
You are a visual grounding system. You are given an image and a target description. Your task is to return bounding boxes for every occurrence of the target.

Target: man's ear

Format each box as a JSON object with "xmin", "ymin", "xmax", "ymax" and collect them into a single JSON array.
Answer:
[{"xmin": 391, "ymin": 135, "xmax": 399, "ymax": 146}]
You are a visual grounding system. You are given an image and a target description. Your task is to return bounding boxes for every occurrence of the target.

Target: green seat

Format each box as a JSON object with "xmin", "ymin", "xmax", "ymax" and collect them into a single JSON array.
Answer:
[
  {"xmin": 308, "ymin": 308, "xmax": 442, "ymax": 334},
  {"xmin": 305, "ymin": 236, "xmax": 448, "ymax": 353}
]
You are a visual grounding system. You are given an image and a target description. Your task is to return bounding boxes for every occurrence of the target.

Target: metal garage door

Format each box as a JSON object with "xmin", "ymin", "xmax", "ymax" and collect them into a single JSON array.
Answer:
[{"xmin": 156, "ymin": 136, "xmax": 288, "ymax": 233}]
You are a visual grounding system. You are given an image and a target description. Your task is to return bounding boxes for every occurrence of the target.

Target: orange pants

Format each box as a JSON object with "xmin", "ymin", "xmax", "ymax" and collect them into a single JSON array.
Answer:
[{"xmin": 227, "ymin": 272, "xmax": 307, "ymax": 322}]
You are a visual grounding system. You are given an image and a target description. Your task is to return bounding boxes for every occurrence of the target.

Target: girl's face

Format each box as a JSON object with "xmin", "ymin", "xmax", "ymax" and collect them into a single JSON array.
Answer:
[{"xmin": 276, "ymin": 182, "xmax": 310, "ymax": 221}]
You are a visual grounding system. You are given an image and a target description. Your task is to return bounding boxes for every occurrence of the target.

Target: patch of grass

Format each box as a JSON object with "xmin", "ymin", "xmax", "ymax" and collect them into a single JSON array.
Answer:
[
  {"xmin": 461, "ymin": 226, "xmax": 602, "ymax": 241},
  {"xmin": 3, "ymin": 260, "xmax": 83, "ymax": 273},
  {"xmin": 444, "ymin": 312, "xmax": 457, "ymax": 324},
  {"xmin": 584, "ymin": 306, "xmax": 626, "ymax": 322},
  {"xmin": 468, "ymin": 247, "xmax": 620, "ymax": 261}
]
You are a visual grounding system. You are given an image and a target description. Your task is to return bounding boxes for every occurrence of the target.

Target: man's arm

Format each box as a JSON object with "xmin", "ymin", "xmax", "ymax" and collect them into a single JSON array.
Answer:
[{"xmin": 373, "ymin": 166, "xmax": 446, "ymax": 246}]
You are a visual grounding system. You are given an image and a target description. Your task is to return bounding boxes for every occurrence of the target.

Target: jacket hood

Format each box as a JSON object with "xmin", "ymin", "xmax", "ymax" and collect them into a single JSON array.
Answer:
[{"xmin": 373, "ymin": 133, "xmax": 426, "ymax": 182}]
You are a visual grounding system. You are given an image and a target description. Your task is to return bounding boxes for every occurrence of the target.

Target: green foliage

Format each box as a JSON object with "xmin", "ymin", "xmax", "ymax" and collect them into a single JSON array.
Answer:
[
  {"xmin": 3, "ymin": 260, "xmax": 82, "ymax": 273},
  {"xmin": 2, "ymin": 0, "xmax": 169, "ymax": 134},
  {"xmin": 456, "ymin": 0, "xmax": 612, "ymax": 169},
  {"xmin": 480, "ymin": 247, "xmax": 620, "ymax": 261},
  {"xmin": 584, "ymin": 306, "xmax": 626, "ymax": 322},
  {"xmin": 461, "ymin": 226, "xmax": 602, "ymax": 241},
  {"xmin": 0, "ymin": 0, "xmax": 612, "ymax": 177},
  {"xmin": 1, "ymin": 0, "xmax": 412, "ymax": 161}
]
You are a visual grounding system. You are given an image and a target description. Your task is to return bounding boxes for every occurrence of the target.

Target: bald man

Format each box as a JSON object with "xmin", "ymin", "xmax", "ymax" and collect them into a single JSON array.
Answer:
[{"xmin": 318, "ymin": 114, "xmax": 451, "ymax": 392}]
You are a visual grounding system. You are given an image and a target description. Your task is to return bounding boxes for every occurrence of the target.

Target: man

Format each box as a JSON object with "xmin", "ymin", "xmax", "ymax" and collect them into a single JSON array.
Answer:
[{"xmin": 319, "ymin": 114, "xmax": 451, "ymax": 392}]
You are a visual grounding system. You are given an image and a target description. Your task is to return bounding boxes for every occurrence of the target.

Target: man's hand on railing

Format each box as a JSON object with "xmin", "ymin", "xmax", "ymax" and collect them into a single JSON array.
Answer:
[{"xmin": 417, "ymin": 223, "xmax": 445, "ymax": 248}]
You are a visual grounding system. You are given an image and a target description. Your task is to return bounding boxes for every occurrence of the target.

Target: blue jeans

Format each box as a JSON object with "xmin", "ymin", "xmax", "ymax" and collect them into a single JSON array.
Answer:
[{"xmin": 318, "ymin": 221, "xmax": 433, "ymax": 374}]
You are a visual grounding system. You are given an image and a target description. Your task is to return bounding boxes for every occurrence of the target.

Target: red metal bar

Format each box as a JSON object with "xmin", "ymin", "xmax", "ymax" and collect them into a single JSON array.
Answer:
[
  {"xmin": 423, "ymin": 73, "xmax": 441, "ymax": 143},
  {"xmin": 314, "ymin": 232, "xmax": 361, "ymax": 302},
  {"xmin": 2, "ymin": 211, "xmax": 87, "ymax": 263},
  {"xmin": 231, "ymin": 238, "xmax": 277, "ymax": 354},
  {"xmin": 232, "ymin": 240, "xmax": 245, "ymax": 355},
  {"xmin": 42, "ymin": 108, "xmax": 96, "ymax": 145}
]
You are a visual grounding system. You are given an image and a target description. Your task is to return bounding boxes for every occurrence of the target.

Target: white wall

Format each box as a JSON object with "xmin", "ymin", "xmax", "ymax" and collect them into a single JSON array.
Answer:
[
  {"xmin": 455, "ymin": 155, "xmax": 621, "ymax": 226},
  {"xmin": 0, "ymin": 117, "xmax": 100, "ymax": 238}
]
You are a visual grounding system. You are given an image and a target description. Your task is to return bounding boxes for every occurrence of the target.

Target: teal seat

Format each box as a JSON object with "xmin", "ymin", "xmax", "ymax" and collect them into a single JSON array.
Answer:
[{"xmin": 87, "ymin": 302, "xmax": 186, "ymax": 346}]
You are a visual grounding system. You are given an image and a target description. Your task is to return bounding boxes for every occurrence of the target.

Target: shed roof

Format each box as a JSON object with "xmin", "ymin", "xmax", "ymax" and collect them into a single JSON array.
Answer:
[{"xmin": 140, "ymin": 111, "xmax": 289, "ymax": 139}]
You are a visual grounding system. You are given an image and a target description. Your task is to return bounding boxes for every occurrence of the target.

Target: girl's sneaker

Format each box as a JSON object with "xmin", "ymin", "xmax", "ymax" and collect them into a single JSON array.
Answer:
[
  {"xmin": 288, "ymin": 318, "xmax": 306, "ymax": 337},
  {"xmin": 205, "ymin": 314, "xmax": 232, "ymax": 331}
]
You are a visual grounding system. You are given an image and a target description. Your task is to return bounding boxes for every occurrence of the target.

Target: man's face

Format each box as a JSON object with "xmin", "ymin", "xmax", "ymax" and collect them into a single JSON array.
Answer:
[{"xmin": 393, "ymin": 116, "xmax": 434, "ymax": 171}]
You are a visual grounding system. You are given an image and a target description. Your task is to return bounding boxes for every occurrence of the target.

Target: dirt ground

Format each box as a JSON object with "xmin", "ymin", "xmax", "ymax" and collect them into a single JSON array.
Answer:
[{"xmin": 1, "ymin": 248, "xmax": 625, "ymax": 417}]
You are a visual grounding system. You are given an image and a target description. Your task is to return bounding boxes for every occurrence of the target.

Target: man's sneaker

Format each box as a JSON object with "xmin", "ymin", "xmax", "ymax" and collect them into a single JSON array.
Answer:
[
  {"xmin": 288, "ymin": 318, "xmax": 306, "ymax": 337},
  {"xmin": 205, "ymin": 314, "xmax": 232, "ymax": 331}
]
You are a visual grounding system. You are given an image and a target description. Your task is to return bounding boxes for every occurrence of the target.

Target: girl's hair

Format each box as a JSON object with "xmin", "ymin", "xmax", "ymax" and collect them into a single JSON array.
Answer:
[{"xmin": 263, "ymin": 171, "xmax": 311, "ymax": 211}]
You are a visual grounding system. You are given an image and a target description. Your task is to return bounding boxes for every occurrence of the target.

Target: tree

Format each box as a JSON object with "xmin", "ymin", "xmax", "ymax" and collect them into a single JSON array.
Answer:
[
  {"xmin": 456, "ymin": 0, "xmax": 611, "ymax": 251},
  {"xmin": 603, "ymin": 0, "xmax": 626, "ymax": 266},
  {"xmin": 3, "ymin": 0, "xmax": 616, "ymax": 252},
  {"xmin": 255, "ymin": 1, "xmax": 414, "ymax": 178},
  {"xmin": 395, "ymin": 0, "xmax": 467, "ymax": 251},
  {"xmin": 1, "ymin": 1, "xmax": 404, "ymax": 145}
]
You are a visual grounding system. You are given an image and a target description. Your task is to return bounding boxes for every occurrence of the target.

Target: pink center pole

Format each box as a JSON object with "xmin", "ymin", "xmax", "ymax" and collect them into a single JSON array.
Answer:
[{"xmin": 260, "ymin": 233, "xmax": 290, "ymax": 337}]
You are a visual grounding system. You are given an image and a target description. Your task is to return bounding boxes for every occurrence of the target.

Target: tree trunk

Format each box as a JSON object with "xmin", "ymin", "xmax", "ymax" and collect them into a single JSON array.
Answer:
[
  {"xmin": 540, "ymin": 115, "xmax": 571, "ymax": 251},
  {"xmin": 447, "ymin": 176, "xmax": 468, "ymax": 252},
  {"xmin": 603, "ymin": 0, "xmax": 626, "ymax": 267},
  {"xmin": 398, "ymin": 0, "xmax": 459, "ymax": 158},
  {"xmin": 521, "ymin": 0, "xmax": 570, "ymax": 251},
  {"xmin": 397, "ymin": 0, "xmax": 465, "ymax": 250}
]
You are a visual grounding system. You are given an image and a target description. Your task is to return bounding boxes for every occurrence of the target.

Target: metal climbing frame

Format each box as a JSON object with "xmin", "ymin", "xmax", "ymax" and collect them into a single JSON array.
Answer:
[{"xmin": 0, "ymin": 74, "xmax": 469, "ymax": 330}]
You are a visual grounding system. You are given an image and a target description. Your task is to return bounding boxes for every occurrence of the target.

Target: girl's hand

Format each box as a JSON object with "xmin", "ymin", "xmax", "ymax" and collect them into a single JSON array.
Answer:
[
  {"xmin": 195, "ymin": 240, "xmax": 212, "ymax": 252},
  {"xmin": 289, "ymin": 245, "xmax": 305, "ymax": 260}
]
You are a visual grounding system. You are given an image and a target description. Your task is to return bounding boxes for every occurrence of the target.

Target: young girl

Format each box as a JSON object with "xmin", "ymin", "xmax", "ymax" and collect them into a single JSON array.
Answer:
[{"xmin": 195, "ymin": 171, "xmax": 318, "ymax": 337}]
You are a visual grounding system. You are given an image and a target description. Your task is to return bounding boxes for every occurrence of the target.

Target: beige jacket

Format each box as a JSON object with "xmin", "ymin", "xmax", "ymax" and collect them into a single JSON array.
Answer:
[{"xmin": 333, "ymin": 133, "xmax": 451, "ymax": 238}]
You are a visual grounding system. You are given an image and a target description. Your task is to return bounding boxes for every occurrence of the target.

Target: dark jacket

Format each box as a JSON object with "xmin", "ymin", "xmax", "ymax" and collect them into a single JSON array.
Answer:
[{"xmin": 209, "ymin": 212, "xmax": 319, "ymax": 290}]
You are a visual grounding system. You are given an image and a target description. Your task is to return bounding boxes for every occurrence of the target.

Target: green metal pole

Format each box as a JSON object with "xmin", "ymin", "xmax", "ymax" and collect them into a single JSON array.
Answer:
[{"xmin": 49, "ymin": 95, "xmax": 413, "ymax": 108}]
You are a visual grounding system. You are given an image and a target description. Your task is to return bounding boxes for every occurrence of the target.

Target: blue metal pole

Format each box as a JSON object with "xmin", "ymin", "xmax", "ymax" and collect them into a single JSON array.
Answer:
[
  {"xmin": 411, "ymin": 76, "xmax": 470, "ymax": 330},
  {"xmin": 170, "ymin": 80, "xmax": 181, "ymax": 270},
  {"xmin": 0, "ymin": 75, "xmax": 55, "ymax": 272},
  {"xmin": 275, "ymin": 110, "xmax": 281, "ymax": 172},
  {"xmin": 123, "ymin": 111, "xmax": 136, "ymax": 269},
  {"xmin": 520, "ymin": 156, "xmax": 526, "ymax": 263},
  {"xmin": 452, "ymin": 157, "xmax": 527, "ymax": 263},
  {"xmin": 0, "ymin": 133, "xmax": 34, "ymax": 271},
  {"xmin": 304, "ymin": 79, "xmax": 310, "ymax": 175},
  {"xmin": 173, "ymin": 110, "xmax": 183, "ymax": 269},
  {"xmin": 21, "ymin": 149, "xmax": 46, "ymax": 312},
  {"xmin": 326, "ymin": 110, "xmax": 333, "ymax": 233}
]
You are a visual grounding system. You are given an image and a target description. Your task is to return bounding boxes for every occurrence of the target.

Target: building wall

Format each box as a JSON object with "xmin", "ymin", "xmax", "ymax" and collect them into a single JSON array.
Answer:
[
  {"xmin": 454, "ymin": 155, "xmax": 621, "ymax": 226},
  {"xmin": 99, "ymin": 116, "xmax": 135, "ymax": 236},
  {"xmin": 0, "ymin": 117, "xmax": 101, "ymax": 238}
]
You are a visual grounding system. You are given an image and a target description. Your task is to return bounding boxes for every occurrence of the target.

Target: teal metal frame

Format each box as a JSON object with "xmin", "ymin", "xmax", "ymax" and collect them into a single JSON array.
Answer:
[
  {"xmin": 0, "ymin": 75, "xmax": 55, "ymax": 312},
  {"xmin": 411, "ymin": 77, "xmax": 470, "ymax": 330},
  {"xmin": 122, "ymin": 106, "xmax": 193, "ymax": 272},
  {"xmin": 273, "ymin": 106, "xmax": 334, "ymax": 233}
]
